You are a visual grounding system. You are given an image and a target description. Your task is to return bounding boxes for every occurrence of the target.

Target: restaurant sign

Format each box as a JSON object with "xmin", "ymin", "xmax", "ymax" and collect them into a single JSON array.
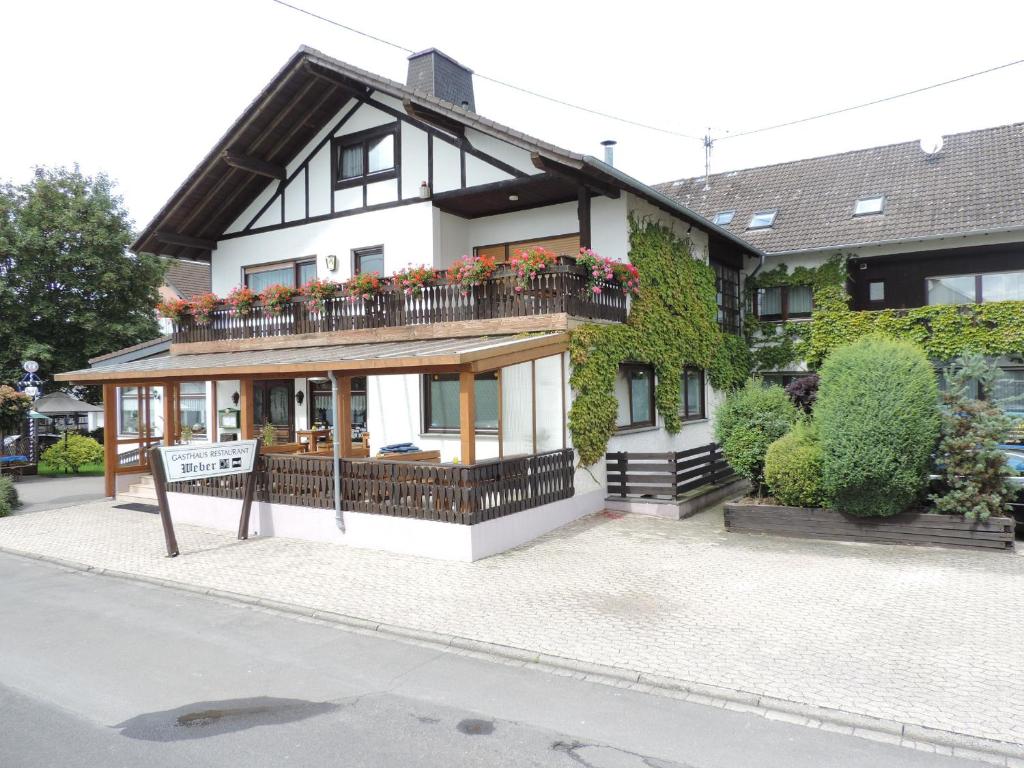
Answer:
[{"xmin": 159, "ymin": 440, "xmax": 259, "ymax": 482}]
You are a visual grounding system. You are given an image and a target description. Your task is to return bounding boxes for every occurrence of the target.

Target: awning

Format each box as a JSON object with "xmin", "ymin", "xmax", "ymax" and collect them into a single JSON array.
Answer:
[{"xmin": 55, "ymin": 334, "xmax": 568, "ymax": 384}]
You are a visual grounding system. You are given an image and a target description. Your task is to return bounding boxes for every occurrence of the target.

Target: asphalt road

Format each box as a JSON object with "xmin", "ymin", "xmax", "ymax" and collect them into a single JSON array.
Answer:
[
  {"xmin": 0, "ymin": 553, "xmax": 986, "ymax": 768},
  {"xmin": 11, "ymin": 474, "xmax": 105, "ymax": 513}
]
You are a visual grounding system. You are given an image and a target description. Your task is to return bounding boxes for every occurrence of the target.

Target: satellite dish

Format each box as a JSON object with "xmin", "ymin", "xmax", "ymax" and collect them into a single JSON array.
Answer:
[{"xmin": 920, "ymin": 135, "xmax": 944, "ymax": 155}]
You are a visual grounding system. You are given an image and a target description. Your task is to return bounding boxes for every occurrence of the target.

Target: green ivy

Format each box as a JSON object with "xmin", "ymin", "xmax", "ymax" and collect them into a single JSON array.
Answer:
[{"xmin": 568, "ymin": 216, "xmax": 750, "ymax": 466}]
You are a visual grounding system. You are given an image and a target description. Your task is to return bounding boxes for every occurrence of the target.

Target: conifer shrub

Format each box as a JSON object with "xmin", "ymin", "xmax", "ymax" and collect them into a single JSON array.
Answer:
[
  {"xmin": 816, "ymin": 337, "xmax": 940, "ymax": 517},
  {"xmin": 764, "ymin": 420, "xmax": 827, "ymax": 508},
  {"xmin": 714, "ymin": 380, "xmax": 799, "ymax": 495}
]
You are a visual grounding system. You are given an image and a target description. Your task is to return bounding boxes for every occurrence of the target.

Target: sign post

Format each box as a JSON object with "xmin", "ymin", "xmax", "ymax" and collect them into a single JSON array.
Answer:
[{"xmin": 147, "ymin": 439, "xmax": 262, "ymax": 558}]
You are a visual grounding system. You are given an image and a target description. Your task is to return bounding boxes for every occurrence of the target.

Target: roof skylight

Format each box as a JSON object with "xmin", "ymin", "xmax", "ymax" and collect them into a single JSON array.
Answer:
[
  {"xmin": 854, "ymin": 196, "xmax": 885, "ymax": 216},
  {"xmin": 713, "ymin": 210, "xmax": 735, "ymax": 226},
  {"xmin": 747, "ymin": 210, "xmax": 777, "ymax": 230}
]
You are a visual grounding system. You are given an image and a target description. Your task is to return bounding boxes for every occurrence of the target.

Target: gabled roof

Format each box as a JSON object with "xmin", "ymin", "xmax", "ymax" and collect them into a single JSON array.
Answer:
[
  {"xmin": 134, "ymin": 46, "xmax": 764, "ymax": 263},
  {"xmin": 163, "ymin": 259, "xmax": 211, "ymax": 299},
  {"xmin": 654, "ymin": 122, "xmax": 1024, "ymax": 255}
]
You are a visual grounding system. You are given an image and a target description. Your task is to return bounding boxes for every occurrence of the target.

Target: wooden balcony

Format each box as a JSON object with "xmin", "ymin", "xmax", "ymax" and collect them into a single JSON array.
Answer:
[{"xmin": 171, "ymin": 265, "xmax": 627, "ymax": 346}]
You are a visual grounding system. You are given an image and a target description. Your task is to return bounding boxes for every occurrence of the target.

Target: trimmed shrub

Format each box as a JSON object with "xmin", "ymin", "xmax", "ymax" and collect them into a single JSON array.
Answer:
[
  {"xmin": 764, "ymin": 420, "xmax": 827, "ymax": 507},
  {"xmin": 41, "ymin": 434, "xmax": 104, "ymax": 474},
  {"xmin": 0, "ymin": 476, "xmax": 19, "ymax": 517},
  {"xmin": 714, "ymin": 380, "xmax": 799, "ymax": 495},
  {"xmin": 816, "ymin": 336, "xmax": 940, "ymax": 517}
]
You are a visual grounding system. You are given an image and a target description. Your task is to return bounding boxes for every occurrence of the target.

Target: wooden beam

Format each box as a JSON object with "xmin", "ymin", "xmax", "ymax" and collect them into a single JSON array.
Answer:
[
  {"xmin": 578, "ymin": 186, "xmax": 592, "ymax": 250},
  {"xmin": 459, "ymin": 371, "xmax": 476, "ymax": 465},
  {"xmin": 155, "ymin": 230, "xmax": 218, "ymax": 252},
  {"xmin": 103, "ymin": 384, "xmax": 117, "ymax": 497},
  {"xmin": 402, "ymin": 98, "xmax": 465, "ymax": 137},
  {"xmin": 335, "ymin": 375, "xmax": 353, "ymax": 458},
  {"xmin": 221, "ymin": 150, "xmax": 286, "ymax": 180},
  {"xmin": 239, "ymin": 378, "xmax": 255, "ymax": 439},
  {"xmin": 162, "ymin": 382, "xmax": 176, "ymax": 446},
  {"xmin": 530, "ymin": 153, "xmax": 621, "ymax": 199}
]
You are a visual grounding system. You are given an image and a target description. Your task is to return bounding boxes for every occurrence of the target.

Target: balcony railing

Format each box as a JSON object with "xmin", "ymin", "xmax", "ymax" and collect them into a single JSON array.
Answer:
[{"xmin": 171, "ymin": 264, "xmax": 627, "ymax": 345}]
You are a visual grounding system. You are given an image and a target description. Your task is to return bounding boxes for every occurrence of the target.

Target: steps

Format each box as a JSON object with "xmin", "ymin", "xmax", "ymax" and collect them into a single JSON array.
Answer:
[{"xmin": 118, "ymin": 474, "xmax": 158, "ymax": 504}]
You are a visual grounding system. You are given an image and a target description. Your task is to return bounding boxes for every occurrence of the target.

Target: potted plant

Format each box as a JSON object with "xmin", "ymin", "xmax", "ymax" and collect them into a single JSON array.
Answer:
[
  {"xmin": 301, "ymin": 277, "xmax": 339, "ymax": 312},
  {"xmin": 447, "ymin": 254, "xmax": 497, "ymax": 297},
  {"xmin": 226, "ymin": 285, "xmax": 258, "ymax": 317},
  {"xmin": 392, "ymin": 264, "xmax": 437, "ymax": 297},
  {"xmin": 345, "ymin": 271, "xmax": 383, "ymax": 302},
  {"xmin": 156, "ymin": 297, "xmax": 191, "ymax": 324},
  {"xmin": 261, "ymin": 283, "xmax": 297, "ymax": 316},
  {"xmin": 189, "ymin": 292, "xmax": 220, "ymax": 325},
  {"xmin": 612, "ymin": 262, "xmax": 640, "ymax": 297},
  {"xmin": 180, "ymin": 424, "xmax": 193, "ymax": 444},
  {"xmin": 508, "ymin": 246, "xmax": 557, "ymax": 294},
  {"xmin": 575, "ymin": 247, "xmax": 615, "ymax": 295}
]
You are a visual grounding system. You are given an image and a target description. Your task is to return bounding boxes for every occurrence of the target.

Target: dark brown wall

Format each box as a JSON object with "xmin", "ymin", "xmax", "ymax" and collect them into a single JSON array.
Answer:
[{"xmin": 849, "ymin": 242, "xmax": 1024, "ymax": 310}]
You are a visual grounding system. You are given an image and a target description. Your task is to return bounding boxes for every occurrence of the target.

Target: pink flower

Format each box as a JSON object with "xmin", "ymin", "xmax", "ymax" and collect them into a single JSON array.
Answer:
[{"xmin": 591, "ymin": 286, "xmax": 602, "ymax": 294}]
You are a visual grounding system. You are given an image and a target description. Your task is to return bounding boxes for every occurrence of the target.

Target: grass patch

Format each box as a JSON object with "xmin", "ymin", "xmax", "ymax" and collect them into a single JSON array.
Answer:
[{"xmin": 37, "ymin": 462, "xmax": 105, "ymax": 477}]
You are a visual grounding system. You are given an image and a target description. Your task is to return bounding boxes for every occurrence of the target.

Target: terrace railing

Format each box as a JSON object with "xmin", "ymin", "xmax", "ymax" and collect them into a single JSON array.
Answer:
[
  {"xmin": 168, "ymin": 448, "xmax": 575, "ymax": 525},
  {"xmin": 605, "ymin": 443, "xmax": 733, "ymax": 500},
  {"xmin": 172, "ymin": 265, "xmax": 626, "ymax": 345}
]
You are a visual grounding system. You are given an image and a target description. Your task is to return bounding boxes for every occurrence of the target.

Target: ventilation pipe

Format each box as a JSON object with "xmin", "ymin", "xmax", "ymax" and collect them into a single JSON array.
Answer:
[
  {"xmin": 601, "ymin": 139, "xmax": 617, "ymax": 166},
  {"xmin": 328, "ymin": 370, "xmax": 344, "ymax": 533}
]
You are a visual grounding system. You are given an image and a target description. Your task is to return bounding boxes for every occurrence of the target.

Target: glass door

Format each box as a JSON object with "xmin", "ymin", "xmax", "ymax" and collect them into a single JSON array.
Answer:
[{"xmin": 253, "ymin": 380, "xmax": 294, "ymax": 442}]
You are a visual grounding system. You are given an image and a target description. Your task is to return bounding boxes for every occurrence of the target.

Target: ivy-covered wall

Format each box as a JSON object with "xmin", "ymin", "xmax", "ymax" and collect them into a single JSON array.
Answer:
[
  {"xmin": 745, "ymin": 253, "xmax": 1024, "ymax": 370},
  {"xmin": 568, "ymin": 216, "xmax": 751, "ymax": 466}
]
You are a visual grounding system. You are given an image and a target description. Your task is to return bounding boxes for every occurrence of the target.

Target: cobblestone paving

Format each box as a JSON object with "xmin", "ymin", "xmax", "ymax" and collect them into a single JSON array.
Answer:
[{"xmin": 2, "ymin": 501, "xmax": 1023, "ymax": 746}]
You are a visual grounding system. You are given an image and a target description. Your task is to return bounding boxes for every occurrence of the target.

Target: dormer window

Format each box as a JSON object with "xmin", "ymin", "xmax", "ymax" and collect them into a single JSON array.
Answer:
[
  {"xmin": 748, "ymin": 210, "xmax": 777, "ymax": 230},
  {"xmin": 854, "ymin": 196, "xmax": 885, "ymax": 216},
  {"xmin": 713, "ymin": 210, "xmax": 735, "ymax": 226}
]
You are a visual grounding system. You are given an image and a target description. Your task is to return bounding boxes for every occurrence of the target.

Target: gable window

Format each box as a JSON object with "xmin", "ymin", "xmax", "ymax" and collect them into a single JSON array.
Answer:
[
  {"xmin": 332, "ymin": 125, "xmax": 398, "ymax": 189},
  {"xmin": 712, "ymin": 261, "xmax": 741, "ymax": 334},
  {"xmin": 927, "ymin": 270, "xmax": 1024, "ymax": 305},
  {"xmin": 244, "ymin": 258, "xmax": 316, "ymax": 292},
  {"xmin": 422, "ymin": 372, "xmax": 499, "ymax": 433},
  {"xmin": 854, "ymin": 196, "xmax": 885, "ymax": 216},
  {"xmin": 712, "ymin": 210, "xmax": 735, "ymax": 226},
  {"xmin": 615, "ymin": 364, "xmax": 655, "ymax": 429},
  {"xmin": 747, "ymin": 210, "xmax": 777, "ymax": 230},
  {"xmin": 681, "ymin": 367, "xmax": 705, "ymax": 421},
  {"xmin": 354, "ymin": 246, "xmax": 385, "ymax": 275},
  {"xmin": 755, "ymin": 284, "xmax": 812, "ymax": 320}
]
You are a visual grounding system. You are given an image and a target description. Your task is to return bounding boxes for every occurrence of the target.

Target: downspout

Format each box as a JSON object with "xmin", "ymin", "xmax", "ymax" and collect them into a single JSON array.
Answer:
[{"xmin": 327, "ymin": 371, "xmax": 344, "ymax": 533}]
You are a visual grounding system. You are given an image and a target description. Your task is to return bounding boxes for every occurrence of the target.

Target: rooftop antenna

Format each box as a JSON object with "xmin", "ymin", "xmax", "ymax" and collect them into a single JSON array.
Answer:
[{"xmin": 703, "ymin": 129, "xmax": 714, "ymax": 191}]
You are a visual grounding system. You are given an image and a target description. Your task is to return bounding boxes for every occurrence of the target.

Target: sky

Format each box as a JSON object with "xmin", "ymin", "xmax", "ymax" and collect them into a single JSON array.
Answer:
[{"xmin": 2, "ymin": 0, "xmax": 1024, "ymax": 232}]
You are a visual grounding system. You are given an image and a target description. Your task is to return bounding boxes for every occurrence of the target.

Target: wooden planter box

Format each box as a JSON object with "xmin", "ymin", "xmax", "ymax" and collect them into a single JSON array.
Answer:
[{"xmin": 723, "ymin": 501, "xmax": 1014, "ymax": 551}]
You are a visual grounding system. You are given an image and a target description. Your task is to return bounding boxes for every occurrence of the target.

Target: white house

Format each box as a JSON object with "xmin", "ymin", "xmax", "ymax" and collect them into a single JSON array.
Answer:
[{"xmin": 58, "ymin": 46, "xmax": 761, "ymax": 560}]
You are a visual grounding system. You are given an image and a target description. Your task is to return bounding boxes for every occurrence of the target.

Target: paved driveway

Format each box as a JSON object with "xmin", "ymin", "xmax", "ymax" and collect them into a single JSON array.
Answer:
[
  {"xmin": 9, "ymin": 474, "xmax": 104, "ymax": 513},
  {"xmin": 0, "ymin": 500, "xmax": 1022, "ymax": 751}
]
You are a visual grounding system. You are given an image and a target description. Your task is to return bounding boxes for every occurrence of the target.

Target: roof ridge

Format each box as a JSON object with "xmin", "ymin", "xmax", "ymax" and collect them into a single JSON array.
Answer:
[{"xmin": 657, "ymin": 121, "xmax": 1024, "ymax": 187}]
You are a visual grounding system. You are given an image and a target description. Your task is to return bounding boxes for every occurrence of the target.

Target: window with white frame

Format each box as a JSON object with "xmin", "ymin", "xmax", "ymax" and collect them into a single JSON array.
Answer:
[
  {"xmin": 853, "ymin": 196, "xmax": 885, "ymax": 216},
  {"xmin": 615, "ymin": 364, "xmax": 655, "ymax": 429},
  {"xmin": 747, "ymin": 210, "xmax": 777, "ymax": 230},
  {"xmin": 926, "ymin": 271, "xmax": 1024, "ymax": 305},
  {"xmin": 680, "ymin": 367, "xmax": 705, "ymax": 421}
]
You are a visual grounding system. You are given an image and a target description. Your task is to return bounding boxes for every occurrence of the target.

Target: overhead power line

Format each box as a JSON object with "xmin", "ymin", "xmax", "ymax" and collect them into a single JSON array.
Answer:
[
  {"xmin": 716, "ymin": 57, "xmax": 1024, "ymax": 141},
  {"xmin": 269, "ymin": 0, "xmax": 705, "ymax": 140}
]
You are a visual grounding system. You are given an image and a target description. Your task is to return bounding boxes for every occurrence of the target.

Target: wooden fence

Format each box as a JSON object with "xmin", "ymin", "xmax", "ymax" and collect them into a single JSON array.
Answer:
[
  {"xmin": 172, "ymin": 265, "xmax": 626, "ymax": 344},
  {"xmin": 605, "ymin": 443, "xmax": 732, "ymax": 500},
  {"xmin": 168, "ymin": 448, "xmax": 575, "ymax": 526}
]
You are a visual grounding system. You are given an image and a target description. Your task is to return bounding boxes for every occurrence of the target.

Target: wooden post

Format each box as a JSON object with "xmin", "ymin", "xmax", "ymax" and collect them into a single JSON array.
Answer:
[
  {"xmin": 237, "ymin": 438, "xmax": 263, "ymax": 540},
  {"xmin": 577, "ymin": 185, "xmax": 591, "ymax": 250},
  {"xmin": 335, "ymin": 374, "xmax": 353, "ymax": 458},
  {"xmin": 208, "ymin": 381, "xmax": 218, "ymax": 442},
  {"xmin": 162, "ymin": 382, "xmax": 176, "ymax": 446},
  {"xmin": 147, "ymin": 446, "xmax": 180, "ymax": 558},
  {"xmin": 459, "ymin": 370, "xmax": 476, "ymax": 465},
  {"xmin": 102, "ymin": 384, "xmax": 117, "ymax": 498},
  {"xmin": 239, "ymin": 378, "xmax": 255, "ymax": 439},
  {"xmin": 140, "ymin": 385, "xmax": 150, "ymax": 468}
]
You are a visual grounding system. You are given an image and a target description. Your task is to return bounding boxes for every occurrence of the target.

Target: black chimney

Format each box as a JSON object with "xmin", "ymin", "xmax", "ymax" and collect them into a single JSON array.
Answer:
[{"xmin": 406, "ymin": 48, "xmax": 475, "ymax": 111}]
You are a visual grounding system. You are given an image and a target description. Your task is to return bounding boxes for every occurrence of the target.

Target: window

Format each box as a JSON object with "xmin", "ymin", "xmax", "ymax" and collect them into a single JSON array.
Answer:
[
  {"xmin": 681, "ymin": 367, "xmax": 705, "ymax": 420},
  {"xmin": 761, "ymin": 373, "xmax": 804, "ymax": 389},
  {"xmin": 179, "ymin": 382, "xmax": 207, "ymax": 438},
  {"xmin": 926, "ymin": 271, "xmax": 1024, "ymax": 306},
  {"xmin": 353, "ymin": 247, "xmax": 385, "ymax": 275},
  {"xmin": 868, "ymin": 280, "xmax": 885, "ymax": 302},
  {"xmin": 474, "ymin": 233, "xmax": 580, "ymax": 263},
  {"xmin": 119, "ymin": 387, "xmax": 157, "ymax": 436},
  {"xmin": 755, "ymin": 284, "xmax": 812, "ymax": 320},
  {"xmin": 712, "ymin": 261, "xmax": 741, "ymax": 334},
  {"xmin": 332, "ymin": 126, "xmax": 398, "ymax": 189},
  {"xmin": 244, "ymin": 258, "xmax": 316, "ymax": 292},
  {"xmin": 422, "ymin": 372, "xmax": 499, "ymax": 433},
  {"xmin": 712, "ymin": 210, "xmax": 735, "ymax": 226},
  {"xmin": 747, "ymin": 210, "xmax": 777, "ymax": 230},
  {"xmin": 853, "ymin": 196, "xmax": 885, "ymax": 216},
  {"xmin": 615, "ymin": 364, "xmax": 655, "ymax": 429},
  {"xmin": 308, "ymin": 377, "xmax": 367, "ymax": 430}
]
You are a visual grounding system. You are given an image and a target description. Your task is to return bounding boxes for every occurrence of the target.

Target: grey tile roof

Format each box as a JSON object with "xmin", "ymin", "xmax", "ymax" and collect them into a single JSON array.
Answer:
[
  {"xmin": 163, "ymin": 259, "xmax": 211, "ymax": 299},
  {"xmin": 653, "ymin": 122, "xmax": 1024, "ymax": 254}
]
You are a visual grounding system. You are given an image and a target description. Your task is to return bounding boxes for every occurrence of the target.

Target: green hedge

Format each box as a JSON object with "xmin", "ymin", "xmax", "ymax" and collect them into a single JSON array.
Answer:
[
  {"xmin": 0, "ymin": 476, "xmax": 19, "ymax": 517},
  {"xmin": 714, "ymin": 380, "xmax": 798, "ymax": 495},
  {"xmin": 764, "ymin": 420, "xmax": 827, "ymax": 508},
  {"xmin": 815, "ymin": 336, "xmax": 940, "ymax": 517}
]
